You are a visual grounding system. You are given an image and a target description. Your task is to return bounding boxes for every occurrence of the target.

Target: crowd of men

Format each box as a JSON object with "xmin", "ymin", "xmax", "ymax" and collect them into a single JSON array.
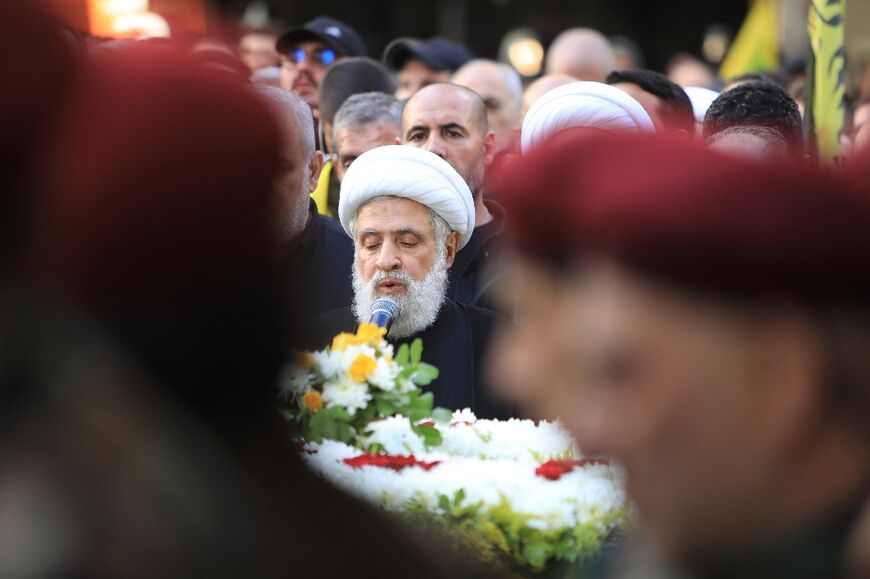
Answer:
[{"xmin": 4, "ymin": 2, "xmax": 870, "ymax": 577}]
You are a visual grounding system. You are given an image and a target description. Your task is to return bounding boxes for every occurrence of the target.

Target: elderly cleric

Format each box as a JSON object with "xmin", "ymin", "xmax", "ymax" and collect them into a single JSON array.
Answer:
[{"xmin": 304, "ymin": 145, "xmax": 512, "ymax": 419}]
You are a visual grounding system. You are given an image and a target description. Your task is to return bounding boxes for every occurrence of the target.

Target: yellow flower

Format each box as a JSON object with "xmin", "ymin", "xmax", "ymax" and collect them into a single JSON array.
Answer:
[
  {"xmin": 331, "ymin": 332, "xmax": 355, "ymax": 352},
  {"xmin": 349, "ymin": 353, "xmax": 377, "ymax": 382},
  {"xmin": 355, "ymin": 323, "xmax": 387, "ymax": 345},
  {"xmin": 295, "ymin": 351, "xmax": 314, "ymax": 371},
  {"xmin": 331, "ymin": 325, "xmax": 386, "ymax": 352},
  {"xmin": 302, "ymin": 391, "xmax": 322, "ymax": 413}
]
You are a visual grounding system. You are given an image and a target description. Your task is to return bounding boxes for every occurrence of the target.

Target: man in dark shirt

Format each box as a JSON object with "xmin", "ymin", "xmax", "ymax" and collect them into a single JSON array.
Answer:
[
  {"xmin": 257, "ymin": 86, "xmax": 353, "ymax": 316},
  {"xmin": 401, "ymin": 83, "xmax": 506, "ymax": 308},
  {"xmin": 308, "ymin": 145, "xmax": 512, "ymax": 419}
]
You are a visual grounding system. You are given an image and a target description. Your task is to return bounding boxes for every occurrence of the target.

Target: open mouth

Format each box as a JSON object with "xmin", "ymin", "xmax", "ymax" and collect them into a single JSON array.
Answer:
[{"xmin": 376, "ymin": 279, "xmax": 406, "ymax": 294}]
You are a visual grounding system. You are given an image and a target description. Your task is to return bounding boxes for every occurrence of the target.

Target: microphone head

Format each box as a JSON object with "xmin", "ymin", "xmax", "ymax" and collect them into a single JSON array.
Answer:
[{"xmin": 371, "ymin": 297, "xmax": 400, "ymax": 320}]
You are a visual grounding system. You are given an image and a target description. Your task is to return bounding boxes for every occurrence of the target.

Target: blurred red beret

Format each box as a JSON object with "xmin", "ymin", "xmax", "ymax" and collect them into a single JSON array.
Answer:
[
  {"xmin": 33, "ymin": 43, "xmax": 281, "ymax": 307},
  {"xmin": 498, "ymin": 130, "xmax": 870, "ymax": 303}
]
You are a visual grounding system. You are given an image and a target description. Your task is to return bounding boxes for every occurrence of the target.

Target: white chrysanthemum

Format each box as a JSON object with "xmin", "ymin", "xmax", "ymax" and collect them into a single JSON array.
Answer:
[
  {"xmin": 367, "ymin": 357, "xmax": 400, "ymax": 391},
  {"xmin": 361, "ymin": 415, "xmax": 426, "ymax": 455},
  {"xmin": 276, "ymin": 365, "xmax": 313, "ymax": 402},
  {"xmin": 322, "ymin": 374, "xmax": 371, "ymax": 416},
  {"xmin": 450, "ymin": 408, "xmax": 477, "ymax": 424},
  {"xmin": 376, "ymin": 342, "xmax": 394, "ymax": 359},
  {"xmin": 302, "ymin": 441, "xmax": 626, "ymax": 533},
  {"xmin": 312, "ymin": 349, "xmax": 343, "ymax": 381},
  {"xmin": 439, "ymin": 418, "xmax": 578, "ymax": 461}
]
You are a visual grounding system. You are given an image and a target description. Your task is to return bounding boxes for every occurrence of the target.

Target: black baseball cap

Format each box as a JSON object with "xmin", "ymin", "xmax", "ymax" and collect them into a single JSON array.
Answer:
[
  {"xmin": 276, "ymin": 16, "xmax": 367, "ymax": 58},
  {"xmin": 383, "ymin": 37, "xmax": 472, "ymax": 72}
]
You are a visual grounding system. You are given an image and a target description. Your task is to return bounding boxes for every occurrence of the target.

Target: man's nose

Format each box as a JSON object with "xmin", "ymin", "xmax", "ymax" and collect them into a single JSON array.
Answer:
[
  {"xmin": 422, "ymin": 135, "xmax": 447, "ymax": 160},
  {"xmin": 375, "ymin": 241, "xmax": 402, "ymax": 271}
]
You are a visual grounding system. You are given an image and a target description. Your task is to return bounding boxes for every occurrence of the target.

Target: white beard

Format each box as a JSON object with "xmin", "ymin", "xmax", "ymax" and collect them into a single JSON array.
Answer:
[{"xmin": 352, "ymin": 248, "xmax": 449, "ymax": 339}]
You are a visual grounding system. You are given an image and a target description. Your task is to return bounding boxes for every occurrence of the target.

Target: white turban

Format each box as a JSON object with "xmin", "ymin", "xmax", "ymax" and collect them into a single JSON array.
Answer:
[
  {"xmin": 684, "ymin": 87, "xmax": 720, "ymax": 124},
  {"xmin": 339, "ymin": 145, "xmax": 476, "ymax": 249},
  {"xmin": 521, "ymin": 81, "xmax": 655, "ymax": 153}
]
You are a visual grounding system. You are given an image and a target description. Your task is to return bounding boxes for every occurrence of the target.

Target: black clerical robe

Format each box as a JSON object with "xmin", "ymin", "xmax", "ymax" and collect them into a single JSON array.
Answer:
[{"xmin": 305, "ymin": 300, "xmax": 513, "ymax": 419}]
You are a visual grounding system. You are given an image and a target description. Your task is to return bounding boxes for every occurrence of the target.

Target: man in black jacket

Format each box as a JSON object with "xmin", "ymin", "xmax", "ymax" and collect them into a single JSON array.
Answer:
[
  {"xmin": 402, "ymin": 83, "xmax": 506, "ymax": 309},
  {"xmin": 307, "ymin": 145, "xmax": 512, "ymax": 419},
  {"xmin": 257, "ymin": 86, "xmax": 354, "ymax": 317}
]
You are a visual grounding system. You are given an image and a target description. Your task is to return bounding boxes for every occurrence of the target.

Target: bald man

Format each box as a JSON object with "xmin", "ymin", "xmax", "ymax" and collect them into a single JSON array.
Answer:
[
  {"xmin": 545, "ymin": 28, "xmax": 615, "ymax": 82},
  {"xmin": 522, "ymin": 73, "xmax": 576, "ymax": 118},
  {"xmin": 452, "ymin": 59, "xmax": 523, "ymax": 154},
  {"xmin": 402, "ymin": 83, "xmax": 505, "ymax": 308}
]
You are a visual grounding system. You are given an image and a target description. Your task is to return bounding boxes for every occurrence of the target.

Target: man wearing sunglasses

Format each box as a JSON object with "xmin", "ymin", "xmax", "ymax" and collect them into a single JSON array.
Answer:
[{"xmin": 276, "ymin": 16, "xmax": 367, "ymax": 120}]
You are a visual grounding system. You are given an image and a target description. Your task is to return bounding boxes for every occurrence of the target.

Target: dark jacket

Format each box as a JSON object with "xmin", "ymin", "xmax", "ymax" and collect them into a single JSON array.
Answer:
[
  {"xmin": 447, "ymin": 199, "xmax": 506, "ymax": 310},
  {"xmin": 279, "ymin": 200, "xmax": 354, "ymax": 317},
  {"xmin": 304, "ymin": 299, "xmax": 514, "ymax": 420}
]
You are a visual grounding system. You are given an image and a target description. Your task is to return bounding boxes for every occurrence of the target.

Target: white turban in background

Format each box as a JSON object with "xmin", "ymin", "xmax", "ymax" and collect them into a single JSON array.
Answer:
[
  {"xmin": 521, "ymin": 81, "xmax": 655, "ymax": 153},
  {"xmin": 684, "ymin": 86, "xmax": 721, "ymax": 124},
  {"xmin": 339, "ymin": 145, "xmax": 476, "ymax": 249}
]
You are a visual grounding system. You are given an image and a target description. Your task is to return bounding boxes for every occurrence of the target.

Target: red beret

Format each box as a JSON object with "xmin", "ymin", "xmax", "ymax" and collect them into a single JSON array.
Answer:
[
  {"xmin": 498, "ymin": 130, "xmax": 870, "ymax": 303},
  {"xmin": 33, "ymin": 44, "xmax": 281, "ymax": 307}
]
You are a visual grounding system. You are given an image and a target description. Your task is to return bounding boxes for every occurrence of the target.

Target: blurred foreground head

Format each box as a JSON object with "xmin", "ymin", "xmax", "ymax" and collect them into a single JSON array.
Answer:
[
  {"xmin": 491, "ymin": 131, "xmax": 870, "ymax": 570},
  {"xmin": 0, "ymin": 0, "xmax": 75, "ymax": 274},
  {"xmin": 32, "ymin": 44, "xmax": 287, "ymax": 406}
]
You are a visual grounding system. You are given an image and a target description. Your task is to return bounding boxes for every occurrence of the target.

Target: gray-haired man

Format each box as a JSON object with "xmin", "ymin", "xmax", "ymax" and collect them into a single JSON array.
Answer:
[
  {"xmin": 257, "ymin": 86, "xmax": 354, "ymax": 316},
  {"xmin": 331, "ymin": 91, "xmax": 402, "ymax": 182}
]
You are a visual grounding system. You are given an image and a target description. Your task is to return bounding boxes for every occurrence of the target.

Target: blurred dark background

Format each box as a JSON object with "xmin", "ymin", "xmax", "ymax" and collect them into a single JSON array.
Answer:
[{"xmin": 215, "ymin": 0, "xmax": 746, "ymax": 71}]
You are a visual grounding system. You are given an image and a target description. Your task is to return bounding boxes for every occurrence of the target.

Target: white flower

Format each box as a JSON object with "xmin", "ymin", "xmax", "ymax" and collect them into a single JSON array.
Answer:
[
  {"xmin": 450, "ymin": 408, "xmax": 478, "ymax": 425},
  {"xmin": 361, "ymin": 415, "xmax": 426, "ymax": 455},
  {"xmin": 368, "ymin": 357, "xmax": 400, "ymax": 391},
  {"xmin": 277, "ymin": 365, "xmax": 313, "ymax": 402},
  {"xmin": 312, "ymin": 349, "xmax": 342, "ymax": 381},
  {"xmin": 322, "ymin": 374, "xmax": 371, "ymax": 416}
]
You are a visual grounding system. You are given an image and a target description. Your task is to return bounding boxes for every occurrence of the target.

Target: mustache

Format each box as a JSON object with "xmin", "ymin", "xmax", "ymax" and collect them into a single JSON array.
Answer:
[{"xmin": 369, "ymin": 269, "xmax": 414, "ymax": 287}]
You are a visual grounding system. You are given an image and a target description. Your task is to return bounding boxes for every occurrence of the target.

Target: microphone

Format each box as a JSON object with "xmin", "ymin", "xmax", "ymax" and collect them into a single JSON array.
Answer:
[{"xmin": 369, "ymin": 297, "xmax": 400, "ymax": 332}]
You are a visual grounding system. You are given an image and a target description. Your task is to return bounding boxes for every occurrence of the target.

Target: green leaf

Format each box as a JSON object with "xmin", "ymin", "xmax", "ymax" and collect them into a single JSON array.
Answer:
[
  {"xmin": 375, "ymin": 398, "xmax": 396, "ymax": 417},
  {"xmin": 410, "ymin": 338, "xmax": 423, "ymax": 364},
  {"xmin": 438, "ymin": 494, "xmax": 451, "ymax": 511},
  {"xmin": 455, "ymin": 488, "xmax": 466, "ymax": 505},
  {"xmin": 323, "ymin": 405, "xmax": 351, "ymax": 421},
  {"xmin": 412, "ymin": 424, "xmax": 443, "ymax": 447},
  {"xmin": 431, "ymin": 407, "xmax": 453, "ymax": 424},
  {"xmin": 522, "ymin": 540, "xmax": 550, "ymax": 570},
  {"xmin": 412, "ymin": 363, "xmax": 439, "ymax": 386},
  {"xmin": 395, "ymin": 343, "xmax": 410, "ymax": 366},
  {"xmin": 403, "ymin": 392, "xmax": 434, "ymax": 422}
]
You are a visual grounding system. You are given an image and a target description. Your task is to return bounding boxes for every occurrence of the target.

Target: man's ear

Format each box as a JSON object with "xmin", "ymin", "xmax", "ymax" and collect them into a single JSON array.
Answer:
[
  {"xmin": 307, "ymin": 150, "xmax": 325, "ymax": 193},
  {"xmin": 444, "ymin": 231, "xmax": 460, "ymax": 268},
  {"xmin": 483, "ymin": 130, "xmax": 497, "ymax": 166}
]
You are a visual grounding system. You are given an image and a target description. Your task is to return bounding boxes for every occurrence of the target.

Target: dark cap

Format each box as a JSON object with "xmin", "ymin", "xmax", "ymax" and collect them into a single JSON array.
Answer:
[
  {"xmin": 276, "ymin": 16, "xmax": 367, "ymax": 58},
  {"xmin": 383, "ymin": 37, "xmax": 472, "ymax": 72}
]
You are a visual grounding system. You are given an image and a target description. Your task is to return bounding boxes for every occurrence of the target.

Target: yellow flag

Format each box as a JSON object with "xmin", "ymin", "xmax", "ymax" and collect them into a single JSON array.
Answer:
[
  {"xmin": 311, "ymin": 158, "xmax": 333, "ymax": 217},
  {"xmin": 807, "ymin": 0, "xmax": 846, "ymax": 164},
  {"xmin": 719, "ymin": 0, "xmax": 779, "ymax": 82}
]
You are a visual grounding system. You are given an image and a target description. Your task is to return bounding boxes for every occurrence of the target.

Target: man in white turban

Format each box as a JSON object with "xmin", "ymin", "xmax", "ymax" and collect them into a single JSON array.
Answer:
[
  {"xmin": 521, "ymin": 80, "xmax": 655, "ymax": 152},
  {"xmin": 305, "ymin": 145, "xmax": 512, "ymax": 419}
]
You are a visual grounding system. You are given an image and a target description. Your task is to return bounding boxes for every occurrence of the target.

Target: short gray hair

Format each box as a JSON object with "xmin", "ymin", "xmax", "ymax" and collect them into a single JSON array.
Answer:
[
  {"xmin": 332, "ymin": 92, "xmax": 402, "ymax": 151},
  {"xmin": 348, "ymin": 195, "xmax": 453, "ymax": 248},
  {"xmin": 254, "ymin": 85, "xmax": 316, "ymax": 164}
]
